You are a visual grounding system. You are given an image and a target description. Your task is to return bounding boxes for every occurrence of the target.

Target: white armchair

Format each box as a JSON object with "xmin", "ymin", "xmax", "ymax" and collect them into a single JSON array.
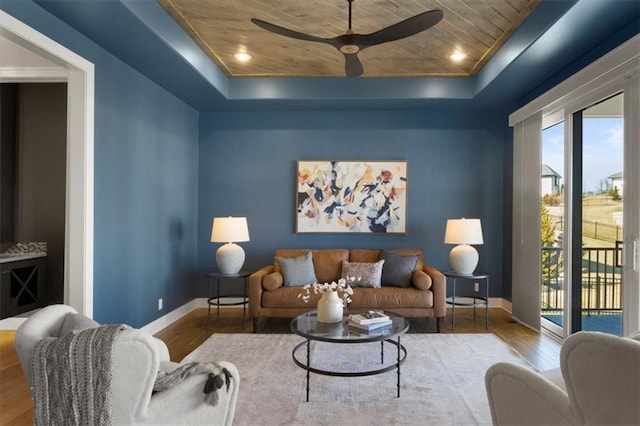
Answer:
[
  {"xmin": 15, "ymin": 304, "xmax": 239, "ymax": 425},
  {"xmin": 485, "ymin": 331, "xmax": 640, "ymax": 426}
]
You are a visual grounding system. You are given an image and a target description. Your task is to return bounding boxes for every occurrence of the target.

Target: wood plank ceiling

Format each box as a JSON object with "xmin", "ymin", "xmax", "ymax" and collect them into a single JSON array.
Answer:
[{"xmin": 158, "ymin": 0, "xmax": 540, "ymax": 78}]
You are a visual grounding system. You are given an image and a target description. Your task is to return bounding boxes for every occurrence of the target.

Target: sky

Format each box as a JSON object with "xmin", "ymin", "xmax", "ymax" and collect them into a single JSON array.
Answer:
[{"xmin": 542, "ymin": 117, "xmax": 623, "ymax": 194}]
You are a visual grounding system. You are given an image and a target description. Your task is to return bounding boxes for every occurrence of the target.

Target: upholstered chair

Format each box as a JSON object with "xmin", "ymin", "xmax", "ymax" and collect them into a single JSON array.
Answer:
[
  {"xmin": 485, "ymin": 331, "xmax": 640, "ymax": 426},
  {"xmin": 15, "ymin": 304, "xmax": 239, "ymax": 425}
]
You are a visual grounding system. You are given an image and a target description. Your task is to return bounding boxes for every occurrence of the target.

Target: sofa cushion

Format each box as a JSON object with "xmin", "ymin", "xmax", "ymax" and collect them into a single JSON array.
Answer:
[
  {"xmin": 262, "ymin": 286, "xmax": 319, "ymax": 308},
  {"xmin": 261, "ymin": 285, "xmax": 434, "ymax": 310},
  {"xmin": 311, "ymin": 249, "xmax": 349, "ymax": 283},
  {"xmin": 262, "ymin": 272, "xmax": 284, "ymax": 291},
  {"xmin": 349, "ymin": 287, "xmax": 433, "ymax": 309},
  {"xmin": 412, "ymin": 270, "xmax": 433, "ymax": 290},
  {"xmin": 349, "ymin": 249, "xmax": 380, "ymax": 263},
  {"xmin": 275, "ymin": 252, "xmax": 317, "ymax": 287},
  {"xmin": 59, "ymin": 312, "xmax": 99, "ymax": 336},
  {"xmin": 341, "ymin": 260, "xmax": 384, "ymax": 288},
  {"xmin": 379, "ymin": 250, "xmax": 419, "ymax": 287}
]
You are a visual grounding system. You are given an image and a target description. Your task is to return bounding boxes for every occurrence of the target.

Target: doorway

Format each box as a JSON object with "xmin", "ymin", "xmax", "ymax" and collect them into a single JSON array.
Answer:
[
  {"xmin": 0, "ymin": 10, "xmax": 94, "ymax": 321},
  {"xmin": 541, "ymin": 92, "xmax": 628, "ymax": 337}
]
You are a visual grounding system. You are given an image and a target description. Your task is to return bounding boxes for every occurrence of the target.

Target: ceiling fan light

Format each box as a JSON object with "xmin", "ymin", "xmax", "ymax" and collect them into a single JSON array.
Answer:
[
  {"xmin": 450, "ymin": 50, "xmax": 467, "ymax": 62},
  {"xmin": 234, "ymin": 52, "xmax": 252, "ymax": 62}
]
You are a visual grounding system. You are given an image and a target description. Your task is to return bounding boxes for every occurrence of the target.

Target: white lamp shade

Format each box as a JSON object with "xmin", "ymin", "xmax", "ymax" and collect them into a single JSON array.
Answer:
[
  {"xmin": 444, "ymin": 218, "xmax": 483, "ymax": 245},
  {"xmin": 211, "ymin": 217, "xmax": 250, "ymax": 243}
]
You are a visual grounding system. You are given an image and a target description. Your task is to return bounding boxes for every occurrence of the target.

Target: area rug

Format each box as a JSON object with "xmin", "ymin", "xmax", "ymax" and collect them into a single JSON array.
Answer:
[{"xmin": 183, "ymin": 333, "xmax": 532, "ymax": 425}]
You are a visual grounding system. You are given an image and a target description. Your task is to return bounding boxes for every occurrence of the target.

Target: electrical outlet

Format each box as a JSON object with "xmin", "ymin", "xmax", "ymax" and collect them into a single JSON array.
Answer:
[
  {"xmin": 474, "ymin": 282, "xmax": 479, "ymax": 292},
  {"xmin": 158, "ymin": 298, "xmax": 163, "ymax": 310}
]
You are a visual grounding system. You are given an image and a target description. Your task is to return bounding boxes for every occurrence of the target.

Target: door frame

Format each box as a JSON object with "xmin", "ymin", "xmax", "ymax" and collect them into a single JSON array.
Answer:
[
  {"xmin": 0, "ymin": 11, "xmax": 94, "ymax": 317},
  {"xmin": 510, "ymin": 34, "xmax": 640, "ymax": 336}
]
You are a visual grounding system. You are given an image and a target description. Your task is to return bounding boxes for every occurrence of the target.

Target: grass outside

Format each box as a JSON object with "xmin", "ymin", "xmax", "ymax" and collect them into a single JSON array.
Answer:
[{"xmin": 547, "ymin": 195, "xmax": 623, "ymax": 247}]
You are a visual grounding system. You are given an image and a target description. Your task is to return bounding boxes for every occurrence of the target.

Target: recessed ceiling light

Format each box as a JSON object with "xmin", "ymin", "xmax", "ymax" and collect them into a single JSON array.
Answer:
[
  {"xmin": 450, "ymin": 51, "xmax": 467, "ymax": 62},
  {"xmin": 234, "ymin": 52, "xmax": 252, "ymax": 62}
]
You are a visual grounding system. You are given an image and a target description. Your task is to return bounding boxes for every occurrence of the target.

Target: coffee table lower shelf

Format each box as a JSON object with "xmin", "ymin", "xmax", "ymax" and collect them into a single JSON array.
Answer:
[{"xmin": 290, "ymin": 310, "xmax": 409, "ymax": 402}]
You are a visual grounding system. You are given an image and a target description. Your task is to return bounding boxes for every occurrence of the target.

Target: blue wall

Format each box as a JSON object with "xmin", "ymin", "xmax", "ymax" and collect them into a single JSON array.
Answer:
[
  {"xmin": 198, "ymin": 107, "xmax": 512, "ymax": 298},
  {"xmin": 2, "ymin": 1, "xmax": 200, "ymax": 327},
  {"xmin": 4, "ymin": 1, "xmax": 637, "ymax": 325}
]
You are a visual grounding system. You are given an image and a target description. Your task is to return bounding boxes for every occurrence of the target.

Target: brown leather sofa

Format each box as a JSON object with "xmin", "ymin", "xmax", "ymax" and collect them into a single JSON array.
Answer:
[{"xmin": 249, "ymin": 249, "xmax": 446, "ymax": 332}]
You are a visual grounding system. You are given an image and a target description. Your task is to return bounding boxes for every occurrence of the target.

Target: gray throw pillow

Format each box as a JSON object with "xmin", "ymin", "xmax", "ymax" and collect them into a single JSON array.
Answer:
[
  {"xmin": 59, "ymin": 312, "xmax": 100, "ymax": 336},
  {"xmin": 275, "ymin": 251, "xmax": 317, "ymax": 287},
  {"xmin": 341, "ymin": 260, "xmax": 385, "ymax": 288},
  {"xmin": 379, "ymin": 250, "xmax": 419, "ymax": 288}
]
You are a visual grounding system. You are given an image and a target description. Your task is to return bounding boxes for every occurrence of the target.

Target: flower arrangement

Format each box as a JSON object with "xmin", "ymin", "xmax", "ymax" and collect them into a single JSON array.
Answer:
[{"xmin": 298, "ymin": 276, "xmax": 359, "ymax": 307}]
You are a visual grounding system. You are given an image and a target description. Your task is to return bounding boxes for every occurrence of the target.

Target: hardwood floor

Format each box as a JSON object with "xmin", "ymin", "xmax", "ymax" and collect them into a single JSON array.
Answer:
[{"xmin": 0, "ymin": 307, "xmax": 560, "ymax": 425}]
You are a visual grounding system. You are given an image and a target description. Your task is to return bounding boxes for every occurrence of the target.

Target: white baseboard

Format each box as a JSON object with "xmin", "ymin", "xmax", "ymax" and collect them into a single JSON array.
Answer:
[
  {"xmin": 143, "ymin": 297, "xmax": 514, "ymax": 335},
  {"xmin": 495, "ymin": 297, "xmax": 512, "ymax": 313},
  {"xmin": 1, "ymin": 297, "xmax": 515, "ymax": 333},
  {"xmin": 141, "ymin": 297, "xmax": 246, "ymax": 335},
  {"xmin": 141, "ymin": 298, "xmax": 205, "ymax": 335},
  {"xmin": 450, "ymin": 297, "xmax": 511, "ymax": 311}
]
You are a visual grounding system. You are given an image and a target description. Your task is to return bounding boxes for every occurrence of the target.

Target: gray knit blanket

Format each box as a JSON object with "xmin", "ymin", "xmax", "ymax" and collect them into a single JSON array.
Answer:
[
  {"xmin": 31, "ymin": 324, "xmax": 128, "ymax": 426},
  {"xmin": 32, "ymin": 325, "xmax": 232, "ymax": 425},
  {"xmin": 154, "ymin": 362, "xmax": 233, "ymax": 406}
]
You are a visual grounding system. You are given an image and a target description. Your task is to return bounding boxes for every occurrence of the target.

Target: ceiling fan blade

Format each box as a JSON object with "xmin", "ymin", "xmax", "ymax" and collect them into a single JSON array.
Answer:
[
  {"xmin": 251, "ymin": 18, "xmax": 329, "ymax": 44},
  {"xmin": 344, "ymin": 53, "xmax": 363, "ymax": 78},
  {"xmin": 358, "ymin": 10, "xmax": 444, "ymax": 47}
]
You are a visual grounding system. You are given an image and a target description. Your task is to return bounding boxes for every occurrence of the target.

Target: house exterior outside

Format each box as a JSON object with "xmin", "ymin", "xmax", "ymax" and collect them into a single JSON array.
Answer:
[
  {"xmin": 608, "ymin": 171, "xmax": 623, "ymax": 197},
  {"xmin": 542, "ymin": 164, "xmax": 562, "ymax": 197}
]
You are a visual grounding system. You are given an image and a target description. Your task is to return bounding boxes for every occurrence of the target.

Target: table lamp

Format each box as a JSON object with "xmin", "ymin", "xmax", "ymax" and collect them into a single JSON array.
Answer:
[
  {"xmin": 211, "ymin": 217, "xmax": 250, "ymax": 275},
  {"xmin": 444, "ymin": 218, "xmax": 483, "ymax": 275}
]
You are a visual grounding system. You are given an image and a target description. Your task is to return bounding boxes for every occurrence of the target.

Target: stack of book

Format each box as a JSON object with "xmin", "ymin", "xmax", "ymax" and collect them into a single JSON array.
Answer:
[{"xmin": 348, "ymin": 311, "xmax": 392, "ymax": 333}]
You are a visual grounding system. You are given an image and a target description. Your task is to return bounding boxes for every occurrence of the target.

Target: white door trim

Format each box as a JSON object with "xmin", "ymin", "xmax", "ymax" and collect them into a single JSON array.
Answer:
[{"xmin": 0, "ymin": 11, "xmax": 94, "ymax": 317}]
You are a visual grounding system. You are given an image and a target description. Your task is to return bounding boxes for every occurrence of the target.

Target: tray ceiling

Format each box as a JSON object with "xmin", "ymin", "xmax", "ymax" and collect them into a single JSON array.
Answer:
[{"xmin": 158, "ymin": 0, "xmax": 540, "ymax": 78}]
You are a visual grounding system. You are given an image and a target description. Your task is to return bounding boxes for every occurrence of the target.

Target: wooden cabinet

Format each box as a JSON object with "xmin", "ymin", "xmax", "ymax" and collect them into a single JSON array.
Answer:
[{"xmin": 0, "ymin": 257, "xmax": 45, "ymax": 319}]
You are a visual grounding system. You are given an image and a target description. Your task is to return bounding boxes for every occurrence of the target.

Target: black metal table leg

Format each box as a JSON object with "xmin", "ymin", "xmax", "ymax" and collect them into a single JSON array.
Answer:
[
  {"xmin": 242, "ymin": 277, "xmax": 247, "ymax": 328},
  {"xmin": 452, "ymin": 278, "xmax": 456, "ymax": 330},
  {"xmin": 306, "ymin": 338, "xmax": 310, "ymax": 402},
  {"xmin": 397, "ymin": 335, "xmax": 401, "ymax": 398},
  {"xmin": 206, "ymin": 277, "xmax": 213, "ymax": 330},
  {"xmin": 486, "ymin": 276, "xmax": 490, "ymax": 330},
  {"xmin": 216, "ymin": 277, "xmax": 221, "ymax": 321}
]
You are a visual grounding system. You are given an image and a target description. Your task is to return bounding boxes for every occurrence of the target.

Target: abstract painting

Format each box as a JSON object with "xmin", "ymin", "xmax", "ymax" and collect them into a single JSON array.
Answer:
[{"xmin": 296, "ymin": 161, "xmax": 407, "ymax": 233}]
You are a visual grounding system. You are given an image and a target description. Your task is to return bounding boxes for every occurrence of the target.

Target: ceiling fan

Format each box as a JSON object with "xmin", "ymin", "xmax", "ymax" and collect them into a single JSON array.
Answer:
[{"xmin": 251, "ymin": 0, "xmax": 444, "ymax": 78}]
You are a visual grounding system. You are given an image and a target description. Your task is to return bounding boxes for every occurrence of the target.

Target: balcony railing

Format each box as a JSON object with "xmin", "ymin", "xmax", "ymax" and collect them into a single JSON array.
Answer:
[{"xmin": 541, "ymin": 246, "xmax": 623, "ymax": 316}]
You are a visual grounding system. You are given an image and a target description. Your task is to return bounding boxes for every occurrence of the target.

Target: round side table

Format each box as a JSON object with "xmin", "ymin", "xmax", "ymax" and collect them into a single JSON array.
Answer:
[
  {"xmin": 443, "ymin": 270, "xmax": 490, "ymax": 330},
  {"xmin": 206, "ymin": 270, "xmax": 253, "ymax": 329}
]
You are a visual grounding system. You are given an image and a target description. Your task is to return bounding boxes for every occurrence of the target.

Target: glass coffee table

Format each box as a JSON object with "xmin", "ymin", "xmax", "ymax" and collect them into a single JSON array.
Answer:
[{"xmin": 290, "ymin": 310, "xmax": 409, "ymax": 402}]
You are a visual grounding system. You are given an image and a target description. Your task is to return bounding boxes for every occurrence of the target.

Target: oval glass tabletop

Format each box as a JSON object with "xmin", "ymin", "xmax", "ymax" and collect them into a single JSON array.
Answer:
[{"xmin": 291, "ymin": 310, "xmax": 409, "ymax": 343}]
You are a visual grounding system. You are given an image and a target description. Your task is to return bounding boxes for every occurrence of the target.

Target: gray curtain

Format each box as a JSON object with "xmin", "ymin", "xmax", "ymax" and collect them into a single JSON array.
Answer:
[{"xmin": 511, "ymin": 112, "xmax": 542, "ymax": 331}]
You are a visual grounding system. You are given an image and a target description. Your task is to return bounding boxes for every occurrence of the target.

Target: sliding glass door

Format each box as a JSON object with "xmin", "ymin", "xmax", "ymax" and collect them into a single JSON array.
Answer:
[
  {"xmin": 574, "ymin": 93, "xmax": 624, "ymax": 335},
  {"xmin": 541, "ymin": 93, "xmax": 626, "ymax": 337}
]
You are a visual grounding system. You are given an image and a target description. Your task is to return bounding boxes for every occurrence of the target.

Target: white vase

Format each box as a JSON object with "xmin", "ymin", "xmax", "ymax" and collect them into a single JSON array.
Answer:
[{"xmin": 317, "ymin": 290, "xmax": 344, "ymax": 323}]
